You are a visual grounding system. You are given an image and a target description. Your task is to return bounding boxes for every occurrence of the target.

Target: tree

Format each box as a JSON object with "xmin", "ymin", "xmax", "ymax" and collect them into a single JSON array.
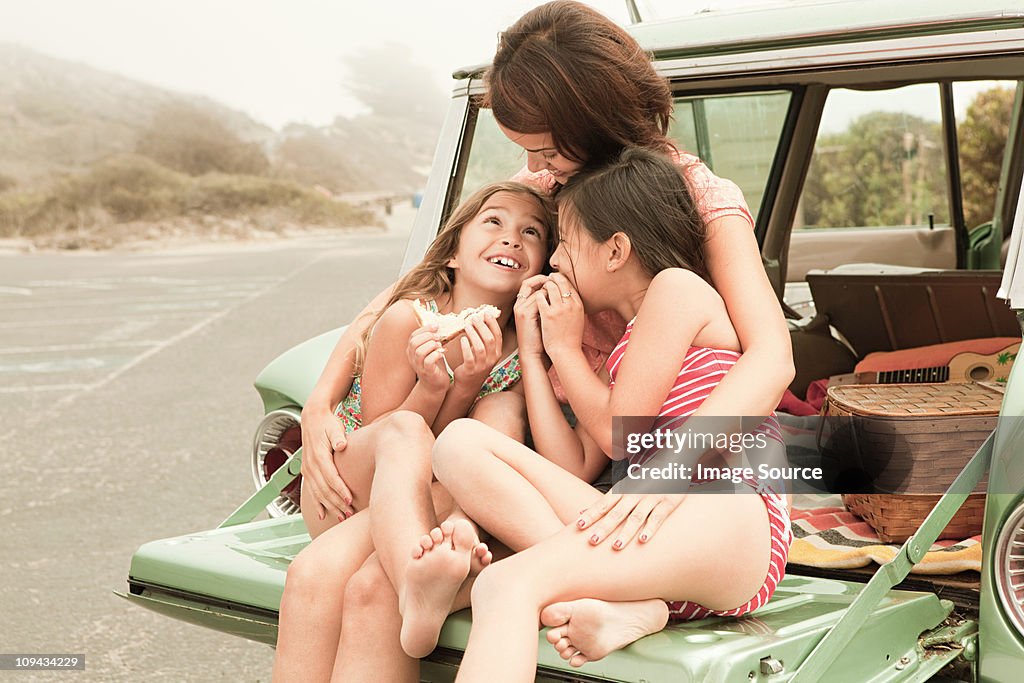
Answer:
[
  {"xmin": 341, "ymin": 43, "xmax": 446, "ymax": 126},
  {"xmin": 136, "ymin": 104, "xmax": 269, "ymax": 177},
  {"xmin": 801, "ymin": 111, "xmax": 946, "ymax": 228},
  {"xmin": 958, "ymin": 86, "xmax": 1015, "ymax": 229},
  {"xmin": 274, "ymin": 126, "xmax": 362, "ymax": 191}
]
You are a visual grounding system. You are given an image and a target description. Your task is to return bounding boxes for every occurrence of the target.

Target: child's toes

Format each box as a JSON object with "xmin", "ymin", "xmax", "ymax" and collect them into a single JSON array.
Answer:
[
  {"xmin": 429, "ymin": 526, "xmax": 444, "ymax": 544},
  {"xmin": 540, "ymin": 602, "xmax": 573, "ymax": 628},
  {"xmin": 449, "ymin": 518, "xmax": 477, "ymax": 552},
  {"xmin": 418, "ymin": 533, "xmax": 436, "ymax": 553}
]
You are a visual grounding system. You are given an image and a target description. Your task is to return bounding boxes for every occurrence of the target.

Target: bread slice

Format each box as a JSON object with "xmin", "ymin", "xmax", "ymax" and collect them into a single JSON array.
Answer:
[{"xmin": 413, "ymin": 299, "xmax": 501, "ymax": 343}]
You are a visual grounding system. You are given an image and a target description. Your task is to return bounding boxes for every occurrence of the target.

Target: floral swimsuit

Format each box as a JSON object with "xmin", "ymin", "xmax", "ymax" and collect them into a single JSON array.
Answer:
[{"xmin": 335, "ymin": 299, "xmax": 521, "ymax": 432}]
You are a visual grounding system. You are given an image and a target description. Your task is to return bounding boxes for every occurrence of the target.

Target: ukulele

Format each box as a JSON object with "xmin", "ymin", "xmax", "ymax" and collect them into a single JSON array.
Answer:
[{"xmin": 854, "ymin": 341, "xmax": 1019, "ymax": 384}]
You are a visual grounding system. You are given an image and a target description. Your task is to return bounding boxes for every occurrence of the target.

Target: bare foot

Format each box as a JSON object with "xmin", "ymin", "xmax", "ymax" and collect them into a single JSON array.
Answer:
[
  {"xmin": 540, "ymin": 598, "xmax": 669, "ymax": 666},
  {"xmin": 410, "ymin": 524, "xmax": 491, "ymax": 574},
  {"xmin": 469, "ymin": 542, "xmax": 492, "ymax": 576},
  {"xmin": 400, "ymin": 519, "xmax": 485, "ymax": 658}
]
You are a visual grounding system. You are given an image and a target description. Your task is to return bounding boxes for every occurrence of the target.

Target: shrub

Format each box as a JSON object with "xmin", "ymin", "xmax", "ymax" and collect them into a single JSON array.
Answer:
[
  {"xmin": 0, "ymin": 154, "xmax": 378, "ymax": 241},
  {"xmin": 191, "ymin": 173, "xmax": 377, "ymax": 226},
  {"xmin": 137, "ymin": 103, "xmax": 270, "ymax": 177}
]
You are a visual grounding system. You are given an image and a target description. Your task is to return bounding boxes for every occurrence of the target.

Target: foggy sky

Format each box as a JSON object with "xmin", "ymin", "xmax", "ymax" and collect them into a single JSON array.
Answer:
[{"xmin": 0, "ymin": 0, "xmax": 636, "ymax": 129}]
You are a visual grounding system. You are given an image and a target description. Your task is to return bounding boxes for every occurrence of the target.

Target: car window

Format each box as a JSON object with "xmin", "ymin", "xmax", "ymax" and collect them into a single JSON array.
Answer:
[
  {"xmin": 954, "ymin": 80, "xmax": 1018, "ymax": 232},
  {"xmin": 460, "ymin": 91, "xmax": 792, "ymax": 222},
  {"xmin": 796, "ymin": 84, "xmax": 951, "ymax": 232},
  {"xmin": 669, "ymin": 91, "xmax": 792, "ymax": 219},
  {"xmin": 461, "ymin": 108, "xmax": 527, "ymax": 200},
  {"xmin": 786, "ymin": 81, "xmax": 1019, "ymax": 282}
]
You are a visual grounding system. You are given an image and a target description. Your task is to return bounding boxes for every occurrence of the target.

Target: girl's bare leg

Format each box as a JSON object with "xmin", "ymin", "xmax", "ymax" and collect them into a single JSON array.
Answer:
[
  {"xmin": 300, "ymin": 419, "xmax": 396, "ymax": 539},
  {"xmin": 428, "ymin": 419, "xmax": 675, "ymax": 665},
  {"xmin": 365, "ymin": 411, "xmax": 442, "ymax": 592},
  {"xmin": 433, "ymin": 418, "xmax": 602, "ymax": 549},
  {"xmin": 272, "ymin": 510, "xmax": 374, "ymax": 683},
  {"xmin": 377, "ymin": 393, "xmax": 524, "ymax": 658},
  {"xmin": 456, "ymin": 493, "xmax": 772, "ymax": 683},
  {"xmin": 279, "ymin": 413, "xmax": 444, "ymax": 681},
  {"xmin": 391, "ymin": 417, "xmax": 601, "ymax": 657},
  {"xmin": 332, "ymin": 554, "xmax": 417, "ymax": 683},
  {"xmin": 281, "ymin": 393, "xmax": 529, "ymax": 677}
]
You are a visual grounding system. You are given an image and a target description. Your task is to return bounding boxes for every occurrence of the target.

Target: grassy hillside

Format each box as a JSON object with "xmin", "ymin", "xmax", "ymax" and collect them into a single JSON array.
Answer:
[
  {"xmin": 0, "ymin": 44, "xmax": 274, "ymax": 187},
  {"xmin": 0, "ymin": 154, "xmax": 378, "ymax": 247},
  {"xmin": 0, "ymin": 44, "xmax": 436, "ymax": 247}
]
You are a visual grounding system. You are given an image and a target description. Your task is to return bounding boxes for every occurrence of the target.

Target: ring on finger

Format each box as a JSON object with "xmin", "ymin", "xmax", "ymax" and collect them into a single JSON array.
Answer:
[{"xmin": 561, "ymin": 291, "xmax": 572, "ymax": 298}]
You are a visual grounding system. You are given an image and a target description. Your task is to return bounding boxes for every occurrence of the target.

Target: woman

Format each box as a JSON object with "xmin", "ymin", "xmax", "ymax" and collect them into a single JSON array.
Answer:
[{"xmin": 294, "ymin": 2, "xmax": 793, "ymax": 679}]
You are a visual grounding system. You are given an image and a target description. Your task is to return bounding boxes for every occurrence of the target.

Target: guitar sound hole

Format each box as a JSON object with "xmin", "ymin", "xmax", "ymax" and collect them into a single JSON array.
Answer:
[{"xmin": 969, "ymin": 365, "xmax": 991, "ymax": 381}]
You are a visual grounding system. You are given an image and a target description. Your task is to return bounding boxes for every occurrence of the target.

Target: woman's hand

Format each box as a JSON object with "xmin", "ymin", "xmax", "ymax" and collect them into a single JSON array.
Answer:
[
  {"xmin": 536, "ymin": 272, "xmax": 585, "ymax": 361},
  {"xmin": 407, "ymin": 323, "xmax": 450, "ymax": 393},
  {"xmin": 575, "ymin": 491, "xmax": 685, "ymax": 550},
  {"xmin": 514, "ymin": 275, "xmax": 550, "ymax": 359},
  {"xmin": 452, "ymin": 313, "xmax": 503, "ymax": 390},
  {"xmin": 299, "ymin": 402, "xmax": 355, "ymax": 522}
]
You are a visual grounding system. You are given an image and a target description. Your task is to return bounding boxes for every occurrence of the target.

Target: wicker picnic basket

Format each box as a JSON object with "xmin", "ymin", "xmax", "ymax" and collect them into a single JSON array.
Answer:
[{"xmin": 822, "ymin": 382, "xmax": 1002, "ymax": 542}]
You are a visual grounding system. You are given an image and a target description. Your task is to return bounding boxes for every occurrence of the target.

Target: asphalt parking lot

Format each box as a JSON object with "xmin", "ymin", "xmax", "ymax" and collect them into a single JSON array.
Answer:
[{"xmin": 0, "ymin": 220, "xmax": 408, "ymax": 681}]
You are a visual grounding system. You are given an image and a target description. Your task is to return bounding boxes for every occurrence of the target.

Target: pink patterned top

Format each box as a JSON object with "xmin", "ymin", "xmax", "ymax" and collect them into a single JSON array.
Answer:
[{"xmin": 513, "ymin": 152, "xmax": 754, "ymax": 402}]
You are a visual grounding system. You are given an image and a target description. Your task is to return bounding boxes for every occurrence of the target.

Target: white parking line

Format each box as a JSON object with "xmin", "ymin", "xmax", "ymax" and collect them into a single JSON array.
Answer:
[
  {"xmin": 0, "ymin": 314, "xmax": 201, "ymax": 329},
  {"xmin": 0, "ymin": 292, "xmax": 257, "ymax": 311},
  {"xmin": 0, "ymin": 341, "xmax": 161, "ymax": 355},
  {"xmin": 46, "ymin": 254, "xmax": 328, "ymax": 411},
  {"xmin": 0, "ymin": 383, "xmax": 92, "ymax": 393}
]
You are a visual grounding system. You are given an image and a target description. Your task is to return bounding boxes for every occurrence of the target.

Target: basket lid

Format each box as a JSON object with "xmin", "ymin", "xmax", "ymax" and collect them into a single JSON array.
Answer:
[{"xmin": 825, "ymin": 381, "xmax": 1005, "ymax": 417}]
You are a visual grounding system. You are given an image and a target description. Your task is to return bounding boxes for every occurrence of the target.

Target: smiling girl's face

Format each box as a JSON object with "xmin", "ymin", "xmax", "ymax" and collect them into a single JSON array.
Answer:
[
  {"xmin": 497, "ymin": 123, "xmax": 585, "ymax": 184},
  {"xmin": 448, "ymin": 190, "xmax": 551, "ymax": 297}
]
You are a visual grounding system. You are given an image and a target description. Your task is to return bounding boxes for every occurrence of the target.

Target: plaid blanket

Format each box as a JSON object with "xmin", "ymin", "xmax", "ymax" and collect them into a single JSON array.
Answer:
[{"xmin": 788, "ymin": 494, "xmax": 981, "ymax": 575}]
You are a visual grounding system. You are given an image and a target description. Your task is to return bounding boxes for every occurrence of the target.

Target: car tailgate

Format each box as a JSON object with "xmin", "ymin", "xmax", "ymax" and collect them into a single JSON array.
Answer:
[{"xmin": 121, "ymin": 516, "xmax": 967, "ymax": 682}]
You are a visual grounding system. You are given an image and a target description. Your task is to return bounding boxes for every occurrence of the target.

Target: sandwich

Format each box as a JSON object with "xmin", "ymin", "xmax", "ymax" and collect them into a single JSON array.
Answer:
[{"xmin": 413, "ymin": 299, "xmax": 501, "ymax": 343}]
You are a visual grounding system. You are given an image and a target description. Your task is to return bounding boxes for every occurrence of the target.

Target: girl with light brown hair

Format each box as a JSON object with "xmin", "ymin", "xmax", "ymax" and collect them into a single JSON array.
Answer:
[{"xmin": 272, "ymin": 181, "xmax": 557, "ymax": 681}]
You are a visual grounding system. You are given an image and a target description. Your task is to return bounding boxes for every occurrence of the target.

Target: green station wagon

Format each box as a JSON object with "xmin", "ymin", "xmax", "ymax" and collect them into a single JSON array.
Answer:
[{"xmin": 121, "ymin": 1, "xmax": 1024, "ymax": 680}]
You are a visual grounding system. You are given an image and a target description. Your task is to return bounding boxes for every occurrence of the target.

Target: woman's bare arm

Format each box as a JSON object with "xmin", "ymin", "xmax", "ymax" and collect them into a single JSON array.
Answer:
[{"xmin": 692, "ymin": 215, "xmax": 794, "ymax": 418}]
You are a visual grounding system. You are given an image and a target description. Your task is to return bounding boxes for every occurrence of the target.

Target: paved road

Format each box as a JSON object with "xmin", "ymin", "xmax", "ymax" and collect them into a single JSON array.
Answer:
[{"xmin": 0, "ymin": 219, "xmax": 410, "ymax": 681}]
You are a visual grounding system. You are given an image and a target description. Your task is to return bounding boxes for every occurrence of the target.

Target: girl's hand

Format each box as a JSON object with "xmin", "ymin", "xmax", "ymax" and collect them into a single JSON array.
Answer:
[
  {"xmin": 536, "ymin": 273, "xmax": 584, "ymax": 360},
  {"xmin": 407, "ymin": 323, "xmax": 449, "ymax": 393},
  {"xmin": 298, "ymin": 403, "xmax": 355, "ymax": 522},
  {"xmin": 575, "ymin": 492, "xmax": 685, "ymax": 550},
  {"xmin": 452, "ymin": 313, "xmax": 503, "ymax": 390},
  {"xmin": 514, "ymin": 275, "xmax": 550, "ymax": 359}
]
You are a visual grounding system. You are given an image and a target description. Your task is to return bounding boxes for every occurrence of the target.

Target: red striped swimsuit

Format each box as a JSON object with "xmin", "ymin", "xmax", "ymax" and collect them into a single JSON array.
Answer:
[{"xmin": 606, "ymin": 320, "xmax": 793, "ymax": 621}]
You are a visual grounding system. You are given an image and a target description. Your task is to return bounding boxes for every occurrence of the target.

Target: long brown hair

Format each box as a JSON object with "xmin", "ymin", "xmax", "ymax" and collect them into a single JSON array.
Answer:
[
  {"xmin": 558, "ymin": 147, "xmax": 708, "ymax": 281},
  {"xmin": 353, "ymin": 181, "xmax": 557, "ymax": 374},
  {"xmin": 484, "ymin": 0, "xmax": 673, "ymax": 167}
]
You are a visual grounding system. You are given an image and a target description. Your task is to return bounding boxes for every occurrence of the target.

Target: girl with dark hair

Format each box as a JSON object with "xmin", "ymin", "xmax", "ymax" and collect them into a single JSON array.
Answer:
[
  {"xmin": 272, "ymin": 182, "xmax": 556, "ymax": 682},
  {"xmin": 429, "ymin": 147, "xmax": 793, "ymax": 681}
]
